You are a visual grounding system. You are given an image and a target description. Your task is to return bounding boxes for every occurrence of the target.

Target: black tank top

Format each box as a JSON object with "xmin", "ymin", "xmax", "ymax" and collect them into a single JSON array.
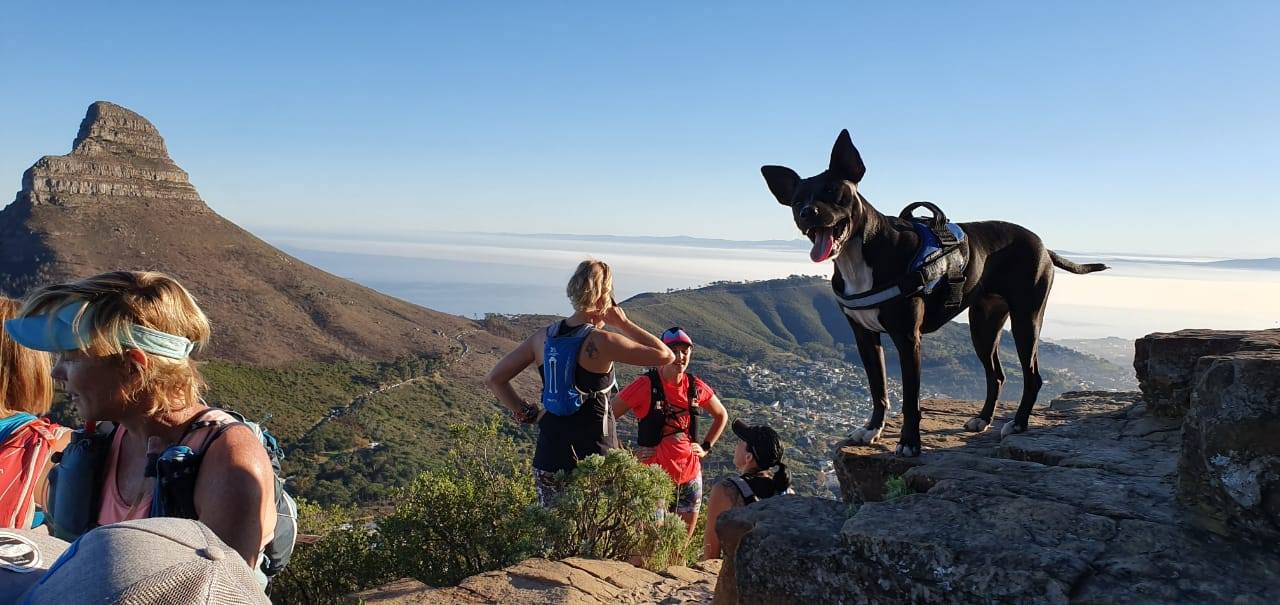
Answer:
[{"xmin": 533, "ymin": 320, "xmax": 616, "ymax": 473}]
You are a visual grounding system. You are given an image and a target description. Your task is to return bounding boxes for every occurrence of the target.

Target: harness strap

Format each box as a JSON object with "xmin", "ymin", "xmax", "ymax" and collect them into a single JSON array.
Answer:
[
  {"xmin": 831, "ymin": 215, "xmax": 968, "ymax": 311},
  {"xmin": 727, "ymin": 475, "xmax": 758, "ymax": 504},
  {"xmin": 644, "ymin": 369, "xmax": 699, "ymax": 441}
]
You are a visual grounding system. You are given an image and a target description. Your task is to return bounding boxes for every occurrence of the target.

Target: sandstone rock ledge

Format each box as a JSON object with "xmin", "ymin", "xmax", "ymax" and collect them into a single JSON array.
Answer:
[
  {"xmin": 715, "ymin": 394, "xmax": 1280, "ymax": 604},
  {"xmin": 348, "ymin": 557, "xmax": 720, "ymax": 605}
]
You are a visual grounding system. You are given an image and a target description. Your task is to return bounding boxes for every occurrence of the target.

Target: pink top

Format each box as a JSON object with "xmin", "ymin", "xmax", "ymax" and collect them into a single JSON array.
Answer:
[
  {"xmin": 96, "ymin": 427, "xmax": 152, "ymax": 524},
  {"xmin": 96, "ymin": 409, "xmax": 236, "ymax": 526}
]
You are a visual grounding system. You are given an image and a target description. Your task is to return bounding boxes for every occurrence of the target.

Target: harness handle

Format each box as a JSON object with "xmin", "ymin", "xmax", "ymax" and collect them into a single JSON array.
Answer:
[{"xmin": 899, "ymin": 201, "xmax": 948, "ymax": 228}]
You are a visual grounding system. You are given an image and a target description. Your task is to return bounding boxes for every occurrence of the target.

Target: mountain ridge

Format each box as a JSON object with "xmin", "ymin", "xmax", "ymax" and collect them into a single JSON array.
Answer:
[{"xmin": 0, "ymin": 101, "xmax": 514, "ymax": 367}]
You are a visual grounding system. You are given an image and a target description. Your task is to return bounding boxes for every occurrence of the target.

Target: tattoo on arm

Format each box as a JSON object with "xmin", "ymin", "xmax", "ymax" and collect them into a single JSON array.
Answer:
[{"xmin": 585, "ymin": 338, "xmax": 599, "ymax": 359}]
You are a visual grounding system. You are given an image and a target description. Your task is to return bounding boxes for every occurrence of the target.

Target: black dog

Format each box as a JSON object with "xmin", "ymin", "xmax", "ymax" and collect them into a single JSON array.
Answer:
[{"xmin": 762, "ymin": 130, "xmax": 1107, "ymax": 456}]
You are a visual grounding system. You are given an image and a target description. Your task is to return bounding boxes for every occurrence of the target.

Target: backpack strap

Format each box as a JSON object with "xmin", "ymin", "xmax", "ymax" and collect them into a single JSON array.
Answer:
[
  {"xmin": 686, "ymin": 374, "xmax": 700, "ymax": 442},
  {"xmin": 194, "ymin": 421, "xmax": 247, "ymax": 455},
  {"xmin": 727, "ymin": 475, "xmax": 758, "ymax": 504},
  {"xmin": 178, "ymin": 408, "xmax": 226, "ymax": 442}
]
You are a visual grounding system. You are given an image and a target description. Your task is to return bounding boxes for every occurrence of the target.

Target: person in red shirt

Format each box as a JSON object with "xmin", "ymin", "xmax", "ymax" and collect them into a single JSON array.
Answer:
[{"xmin": 612, "ymin": 327, "xmax": 728, "ymax": 541}]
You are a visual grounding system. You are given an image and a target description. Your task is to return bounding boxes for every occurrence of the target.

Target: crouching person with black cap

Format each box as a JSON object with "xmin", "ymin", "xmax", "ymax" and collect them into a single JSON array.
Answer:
[{"xmin": 701, "ymin": 419, "xmax": 792, "ymax": 560}]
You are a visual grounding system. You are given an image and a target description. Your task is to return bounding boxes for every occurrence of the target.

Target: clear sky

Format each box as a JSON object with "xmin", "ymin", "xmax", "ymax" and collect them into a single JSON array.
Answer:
[{"xmin": 2, "ymin": 1, "xmax": 1277, "ymax": 258}]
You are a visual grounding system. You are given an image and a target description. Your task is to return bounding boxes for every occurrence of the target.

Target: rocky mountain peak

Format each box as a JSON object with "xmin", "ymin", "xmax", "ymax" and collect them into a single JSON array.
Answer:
[
  {"xmin": 71, "ymin": 101, "xmax": 171, "ymax": 159},
  {"xmin": 1, "ymin": 101, "xmax": 503, "ymax": 366},
  {"xmin": 16, "ymin": 101, "xmax": 202, "ymax": 209}
]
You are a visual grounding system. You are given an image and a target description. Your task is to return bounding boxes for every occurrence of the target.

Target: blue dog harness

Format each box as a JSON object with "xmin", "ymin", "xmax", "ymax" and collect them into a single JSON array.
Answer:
[{"xmin": 832, "ymin": 201, "xmax": 968, "ymax": 311}]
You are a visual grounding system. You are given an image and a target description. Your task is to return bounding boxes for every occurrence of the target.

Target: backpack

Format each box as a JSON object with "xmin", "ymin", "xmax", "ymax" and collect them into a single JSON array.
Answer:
[
  {"xmin": 542, "ymin": 321, "xmax": 613, "ymax": 416},
  {"xmin": 160, "ymin": 409, "xmax": 298, "ymax": 577},
  {"xmin": 0, "ymin": 414, "xmax": 70, "ymax": 529},
  {"xmin": 46, "ymin": 408, "xmax": 299, "ymax": 577},
  {"xmin": 636, "ymin": 369, "xmax": 700, "ymax": 448},
  {"xmin": 45, "ymin": 424, "xmax": 114, "ymax": 540}
]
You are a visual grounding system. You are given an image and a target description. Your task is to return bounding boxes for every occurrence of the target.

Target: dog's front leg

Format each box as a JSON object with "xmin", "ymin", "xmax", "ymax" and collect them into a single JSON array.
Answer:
[
  {"xmin": 889, "ymin": 328, "xmax": 923, "ymax": 457},
  {"xmin": 847, "ymin": 322, "xmax": 887, "ymax": 445}
]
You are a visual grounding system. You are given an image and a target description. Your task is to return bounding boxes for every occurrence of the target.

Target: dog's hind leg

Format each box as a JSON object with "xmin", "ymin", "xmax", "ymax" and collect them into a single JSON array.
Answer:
[
  {"xmin": 888, "ymin": 328, "xmax": 924, "ymax": 457},
  {"xmin": 966, "ymin": 296, "xmax": 1009, "ymax": 432},
  {"xmin": 1001, "ymin": 277, "xmax": 1052, "ymax": 439},
  {"xmin": 847, "ymin": 322, "xmax": 888, "ymax": 445}
]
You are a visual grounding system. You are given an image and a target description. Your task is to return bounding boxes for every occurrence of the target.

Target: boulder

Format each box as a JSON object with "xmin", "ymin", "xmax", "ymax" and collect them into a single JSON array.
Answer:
[
  {"xmin": 1179, "ymin": 349, "xmax": 1280, "ymax": 542},
  {"xmin": 1134, "ymin": 329, "xmax": 1280, "ymax": 416},
  {"xmin": 716, "ymin": 392, "xmax": 1280, "ymax": 604}
]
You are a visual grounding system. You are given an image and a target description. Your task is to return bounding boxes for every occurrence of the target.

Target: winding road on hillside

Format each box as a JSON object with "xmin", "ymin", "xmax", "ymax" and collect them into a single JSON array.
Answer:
[{"xmin": 287, "ymin": 328, "xmax": 480, "ymax": 453}]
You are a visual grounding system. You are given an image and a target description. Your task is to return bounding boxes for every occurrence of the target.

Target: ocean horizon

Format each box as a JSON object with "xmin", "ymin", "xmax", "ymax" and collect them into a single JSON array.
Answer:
[{"xmin": 261, "ymin": 229, "xmax": 1280, "ymax": 342}]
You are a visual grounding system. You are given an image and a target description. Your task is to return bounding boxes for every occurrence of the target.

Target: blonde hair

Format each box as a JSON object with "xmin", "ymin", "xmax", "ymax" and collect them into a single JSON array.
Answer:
[
  {"xmin": 566, "ymin": 260, "xmax": 613, "ymax": 313},
  {"xmin": 0, "ymin": 297, "xmax": 53, "ymax": 416},
  {"xmin": 17, "ymin": 271, "xmax": 211, "ymax": 417}
]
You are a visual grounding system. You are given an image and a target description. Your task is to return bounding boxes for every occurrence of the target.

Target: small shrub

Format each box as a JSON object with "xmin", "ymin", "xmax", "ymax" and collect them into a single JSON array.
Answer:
[
  {"xmin": 268, "ymin": 501, "xmax": 390, "ymax": 605},
  {"xmin": 545, "ymin": 449, "xmax": 689, "ymax": 570},
  {"xmin": 377, "ymin": 418, "xmax": 546, "ymax": 586},
  {"xmin": 884, "ymin": 474, "xmax": 914, "ymax": 500}
]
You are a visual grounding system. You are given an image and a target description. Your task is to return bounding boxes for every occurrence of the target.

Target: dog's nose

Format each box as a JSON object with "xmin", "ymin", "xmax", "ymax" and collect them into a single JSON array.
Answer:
[{"xmin": 799, "ymin": 205, "xmax": 819, "ymax": 221}]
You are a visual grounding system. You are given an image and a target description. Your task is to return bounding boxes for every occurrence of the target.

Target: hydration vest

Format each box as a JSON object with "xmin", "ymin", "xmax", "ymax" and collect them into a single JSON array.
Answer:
[
  {"xmin": 542, "ymin": 322, "xmax": 614, "ymax": 416},
  {"xmin": 46, "ymin": 408, "xmax": 298, "ymax": 578},
  {"xmin": 636, "ymin": 369, "xmax": 700, "ymax": 448},
  {"xmin": 0, "ymin": 414, "xmax": 69, "ymax": 528},
  {"xmin": 726, "ymin": 473, "xmax": 787, "ymax": 505}
]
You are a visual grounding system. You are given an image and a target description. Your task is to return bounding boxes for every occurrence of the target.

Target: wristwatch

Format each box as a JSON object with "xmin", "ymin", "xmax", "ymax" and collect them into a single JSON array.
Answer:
[{"xmin": 701, "ymin": 440, "xmax": 713, "ymax": 452}]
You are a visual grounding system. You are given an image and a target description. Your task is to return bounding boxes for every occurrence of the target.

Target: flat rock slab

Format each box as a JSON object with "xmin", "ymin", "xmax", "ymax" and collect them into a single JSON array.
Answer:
[
  {"xmin": 349, "ymin": 558, "xmax": 719, "ymax": 605},
  {"xmin": 721, "ymin": 392, "xmax": 1280, "ymax": 604},
  {"xmin": 1134, "ymin": 328, "xmax": 1280, "ymax": 416}
]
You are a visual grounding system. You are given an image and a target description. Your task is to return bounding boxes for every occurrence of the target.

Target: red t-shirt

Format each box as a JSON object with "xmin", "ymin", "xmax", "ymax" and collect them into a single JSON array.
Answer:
[{"xmin": 617, "ymin": 372, "xmax": 715, "ymax": 485}]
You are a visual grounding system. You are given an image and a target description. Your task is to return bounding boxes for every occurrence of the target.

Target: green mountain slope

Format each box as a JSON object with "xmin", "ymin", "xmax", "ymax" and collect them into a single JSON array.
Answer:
[{"xmin": 622, "ymin": 276, "xmax": 1134, "ymax": 399}]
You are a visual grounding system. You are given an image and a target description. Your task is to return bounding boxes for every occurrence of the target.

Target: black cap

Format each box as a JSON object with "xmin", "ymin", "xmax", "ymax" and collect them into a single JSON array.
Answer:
[{"xmin": 732, "ymin": 419, "xmax": 783, "ymax": 469}]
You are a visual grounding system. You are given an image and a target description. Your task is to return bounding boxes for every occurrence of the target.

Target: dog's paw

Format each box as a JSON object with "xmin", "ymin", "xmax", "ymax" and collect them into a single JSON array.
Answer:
[
  {"xmin": 963, "ymin": 417, "xmax": 990, "ymax": 433},
  {"xmin": 999, "ymin": 421, "xmax": 1026, "ymax": 439},
  {"xmin": 847, "ymin": 425, "xmax": 884, "ymax": 445},
  {"xmin": 895, "ymin": 442, "xmax": 921, "ymax": 458}
]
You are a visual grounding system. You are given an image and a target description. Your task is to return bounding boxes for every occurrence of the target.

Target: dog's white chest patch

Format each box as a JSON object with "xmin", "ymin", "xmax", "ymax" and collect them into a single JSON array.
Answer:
[{"xmin": 833, "ymin": 239, "xmax": 885, "ymax": 332}]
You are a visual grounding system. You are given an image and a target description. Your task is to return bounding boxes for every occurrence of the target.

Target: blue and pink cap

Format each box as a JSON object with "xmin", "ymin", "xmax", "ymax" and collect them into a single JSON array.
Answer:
[{"xmin": 661, "ymin": 326, "xmax": 693, "ymax": 347}]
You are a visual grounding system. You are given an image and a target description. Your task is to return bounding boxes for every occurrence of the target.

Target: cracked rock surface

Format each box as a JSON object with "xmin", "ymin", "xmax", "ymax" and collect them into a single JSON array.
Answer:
[
  {"xmin": 348, "ymin": 558, "xmax": 720, "ymax": 604},
  {"xmin": 717, "ymin": 393, "xmax": 1280, "ymax": 604}
]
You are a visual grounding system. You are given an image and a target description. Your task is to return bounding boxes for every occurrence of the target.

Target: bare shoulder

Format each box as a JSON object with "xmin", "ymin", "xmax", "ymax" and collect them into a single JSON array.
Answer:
[{"xmin": 201, "ymin": 424, "xmax": 272, "ymax": 477}]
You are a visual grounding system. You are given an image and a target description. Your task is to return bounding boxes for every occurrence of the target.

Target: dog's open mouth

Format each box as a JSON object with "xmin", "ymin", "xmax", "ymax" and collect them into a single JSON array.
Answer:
[{"xmin": 806, "ymin": 217, "xmax": 852, "ymax": 263}]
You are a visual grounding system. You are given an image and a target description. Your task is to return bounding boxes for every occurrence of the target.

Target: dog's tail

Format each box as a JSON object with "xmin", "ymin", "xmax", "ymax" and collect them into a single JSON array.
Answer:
[{"xmin": 1049, "ymin": 250, "xmax": 1109, "ymax": 274}]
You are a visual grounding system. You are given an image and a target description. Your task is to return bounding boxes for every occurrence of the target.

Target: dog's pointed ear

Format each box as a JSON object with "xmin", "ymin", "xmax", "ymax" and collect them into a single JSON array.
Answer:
[
  {"xmin": 829, "ymin": 129, "xmax": 866, "ymax": 183},
  {"xmin": 761, "ymin": 165, "xmax": 801, "ymax": 206}
]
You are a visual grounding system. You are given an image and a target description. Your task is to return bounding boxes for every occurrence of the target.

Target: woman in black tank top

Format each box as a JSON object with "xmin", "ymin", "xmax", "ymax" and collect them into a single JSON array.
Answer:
[
  {"xmin": 532, "ymin": 320, "xmax": 617, "ymax": 472},
  {"xmin": 486, "ymin": 260, "xmax": 674, "ymax": 504},
  {"xmin": 702, "ymin": 420, "xmax": 792, "ymax": 559}
]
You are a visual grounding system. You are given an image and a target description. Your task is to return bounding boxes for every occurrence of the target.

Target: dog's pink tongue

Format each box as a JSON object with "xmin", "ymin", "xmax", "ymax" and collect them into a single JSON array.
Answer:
[{"xmin": 810, "ymin": 228, "xmax": 835, "ymax": 262}]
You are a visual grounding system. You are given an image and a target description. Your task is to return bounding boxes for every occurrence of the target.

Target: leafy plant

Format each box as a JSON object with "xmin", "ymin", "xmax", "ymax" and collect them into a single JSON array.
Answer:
[
  {"xmin": 545, "ymin": 449, "xmax": 689, "ymax": 570},
  {"xmin": 268, "ymin": 501, "xmax": 390, "ymax": 605},
  {"xmin": 883, "ymin": 474, "xmax": 914, "ymax": 501},
  {"xmin": 377, "ymin": 418, "xmax": 546, "ymax": 586}
]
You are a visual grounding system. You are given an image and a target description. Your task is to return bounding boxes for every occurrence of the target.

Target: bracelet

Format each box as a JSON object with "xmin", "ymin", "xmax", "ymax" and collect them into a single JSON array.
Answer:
[
  {"xmin": 516, "ymin": 403, "xmax": 539, "ymax": 424},
  {"xmin": 701, "ymin": 440, "xmax": 713, "ymax": 452}
]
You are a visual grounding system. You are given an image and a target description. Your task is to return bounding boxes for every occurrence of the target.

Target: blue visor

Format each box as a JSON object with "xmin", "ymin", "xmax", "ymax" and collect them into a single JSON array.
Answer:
[{"xmin": 3, "ymin": 301, "xmax": 195, "ymax": 360}]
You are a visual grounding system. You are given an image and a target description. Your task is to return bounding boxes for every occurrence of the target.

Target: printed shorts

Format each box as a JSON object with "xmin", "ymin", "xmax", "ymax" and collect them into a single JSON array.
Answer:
[
  {"xmin": 533, "ymin": 468, "xmax": 567, "ymax": 508},
  {"xmin": 672, "ymin": 470, "xmax": 703, "ymax": 514}
]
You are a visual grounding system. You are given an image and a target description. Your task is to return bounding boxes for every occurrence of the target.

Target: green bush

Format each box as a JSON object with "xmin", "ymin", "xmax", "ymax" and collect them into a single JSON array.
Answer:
[
  {"xmin": 884, "ymin": 474, "xmax": 914, "ymax": 500},
  {"xmin": 377, "ymin": 418, "xmax": 547, "ymax": 586},
  {"xmin": 268, "ymin": 501, "xmax": 391, "ymax": 605},
  {"xmin": 272, "ymin": 419, "xmax": 696, "ymax": 602},
  {"xmin": 545, "ymin": 449, "xmax": 689, "ymax": 569}
]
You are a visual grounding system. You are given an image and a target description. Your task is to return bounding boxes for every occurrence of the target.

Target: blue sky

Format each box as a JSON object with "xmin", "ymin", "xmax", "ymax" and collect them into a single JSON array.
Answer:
[{"xmin": 2, "ymin": 1, "xmax": 1277, "ymax": 258}]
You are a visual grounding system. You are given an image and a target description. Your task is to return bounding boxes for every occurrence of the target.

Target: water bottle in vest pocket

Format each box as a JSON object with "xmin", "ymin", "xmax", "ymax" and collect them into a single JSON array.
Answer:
[{"xmin": 541, "ymin": 322, "xmax": 595, "ymax": 416}]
